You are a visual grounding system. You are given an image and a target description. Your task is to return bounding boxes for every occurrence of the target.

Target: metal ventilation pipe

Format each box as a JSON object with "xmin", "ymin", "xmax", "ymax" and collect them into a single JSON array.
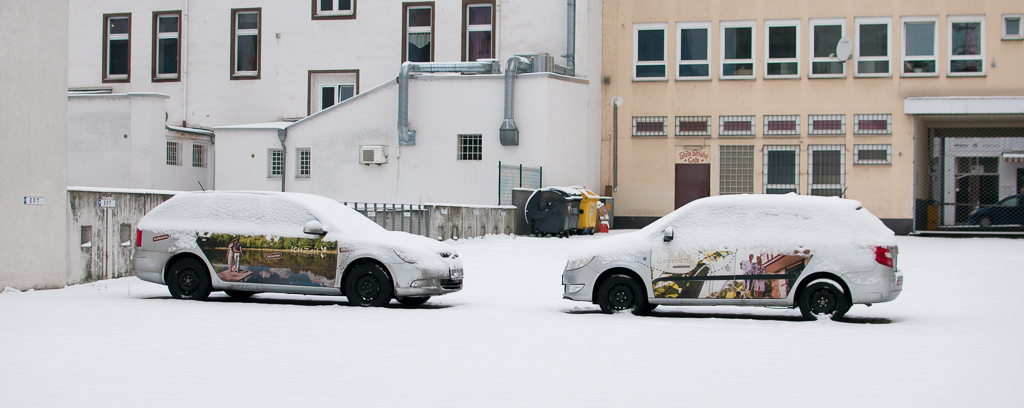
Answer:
[
  {"xmin": 564, "ymin": 0, "xmax": 576, "ymax": 73},
  {"xmin": 398, "ymin": 61, "xmax": 500, "ymax": 146},
  {"xmin": 499, "ymin": 56, "xmax": 532, "ymax": 146}
]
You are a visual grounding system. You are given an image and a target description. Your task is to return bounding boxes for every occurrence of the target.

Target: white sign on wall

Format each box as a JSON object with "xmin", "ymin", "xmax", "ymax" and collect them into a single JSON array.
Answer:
[
  {"xmin": 98, "ymin": 198, "xmax": 116, "ymax": 208},
  {"xmin": 23, "ymin": 196, "xmax": 44, "ymax": 206}
]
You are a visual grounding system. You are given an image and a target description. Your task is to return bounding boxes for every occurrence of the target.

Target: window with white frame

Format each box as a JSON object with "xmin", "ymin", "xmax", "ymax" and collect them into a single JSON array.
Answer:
[
  {"xmin": 634, "ymin": 23, "xmax": 667, "ymax": 80},
  {"xmin": 458, "ymin": 134, "xmax": 482, "ymax": 160},
  {"xmin": 153, "ymin": 12, "xmax": 180, "ymax": 81},
  {"xmin": 809, "ymin": 18, "xmax": 845, "ymax": 77},
  {"xmin": 721, "ymin": 21, "xmax": 755, "ymax": 79},
  {"xmin": 809, "ymin": 145, "xmax": 845, "ymax": 197},
  {"xmin": 464, "ymin": 1, "xmax": 494, "ymax": 61},
  {"xmin": 321, "ymin": 84, "xmax": 355, "ymax": 111},
  {"xmin": 765, "ymin": 19, "xmax": 799, "ymax": 78},
  {"xmin": 764, "ymin": 115, "xmax": 800, "ymax": 136},
  {"xmin": 632, "ymin": 116, "xmax": 667, "ymax": 137},
  {"xmin": 949, "ymin": 16, "xmax": 985, "ymax": 76},
  {"xmin": 808, "ymin": 114, "xmax": 846, "ymax": 135},
  {"xmin": 314, "ymin": 0, "xmax": 354, "ymax": 19},
  {"xmin": 764, "ymin": 145, "xmax": 799, "ymax": 194},
  {"xmin": 404, "ymin": 3, "xmax": 433, "ymax": 63},
  {"xmin": 308, "ymin": 70, "xmax": 358, "ymax": 115},
  {"xmin": 719, "ymin": 115, "xmax": 755, "ymax": 136},
  {"xmin": 191, "ymin": 144, "xmax": 206, "ymax": 168},
  {"xmin": 1004, "ymin": 14, "xmax": 1023, "ymax": 40},
  {"xmin": 720, "ymin": 145, "xmax": 754, "ymax": 195},
  {"xmin": 232, "ymin": 9, "xmax": 260, "ymax": 79},
  {"xmin": 855, "ymin": 17, "xmax": 892, "ymax": 77},
  {"xmin": 166, "ymin": 141, "xmax": 180, "ymax": 166},
  {"xmin": 676, "ymin": 22, "xmax": 711, "ymax": 80},
  {"xmin": 297, "ymin": 148, "xmax": 311, "ymax": 177},
  {"xmin": 901, "ymin": 17, "xmax": 937, "ymax": 76},
  {"xmin": 676, "ymin": 116, "xmax": 711, "ymax": 136},
  {"xmin": 268, "ymin": 149, "xmax": 283, "ymax": 177},
  {"xmin": 103, "ymin": 14, "xmax": 131, "ymax": 82},
  {"xmin": 853, "ymin": 144, "xmax": 892, "ymax": 165},
  {"xmin": 853, "ymin": 114, "xmax": 891, "ymax": 135}
]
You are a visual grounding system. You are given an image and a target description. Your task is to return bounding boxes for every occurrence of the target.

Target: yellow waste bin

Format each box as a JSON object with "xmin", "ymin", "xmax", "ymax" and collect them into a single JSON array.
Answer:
[{"xmin": 573, "ymin": 187, "xmax": 600, "ymax": 235}]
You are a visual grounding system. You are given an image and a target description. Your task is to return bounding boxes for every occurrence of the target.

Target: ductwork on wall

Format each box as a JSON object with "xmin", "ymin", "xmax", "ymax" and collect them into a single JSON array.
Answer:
[{"xmin": 397, "ymin": 60, "xmax": 501, "ymax": 146}]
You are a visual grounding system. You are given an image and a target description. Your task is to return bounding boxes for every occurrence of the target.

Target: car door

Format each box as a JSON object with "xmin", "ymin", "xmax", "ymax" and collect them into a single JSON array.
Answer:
[
  {"xmin": 650, "ymin": 246, "xmax": 736, "ymax": 299},
  {"xmin": 736, "ymin": 248, "xmax": 812, "ymax": 300}
]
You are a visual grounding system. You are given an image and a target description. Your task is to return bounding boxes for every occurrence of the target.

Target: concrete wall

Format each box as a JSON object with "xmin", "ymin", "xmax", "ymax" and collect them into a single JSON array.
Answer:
[{"xmin": 0, "ymin": 0, "xmax": 70, "ymax": 290}]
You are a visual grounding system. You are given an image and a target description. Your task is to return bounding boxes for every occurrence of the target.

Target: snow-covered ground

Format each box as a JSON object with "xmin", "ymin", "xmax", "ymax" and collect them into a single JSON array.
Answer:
[{"xmin": 1, "ymin": 234, "xmax": 1021, "ymax": 407}]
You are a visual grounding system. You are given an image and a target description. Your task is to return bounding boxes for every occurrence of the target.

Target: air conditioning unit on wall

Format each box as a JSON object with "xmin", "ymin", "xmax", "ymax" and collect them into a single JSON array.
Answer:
[{"xmin": 360, "ymin": 145, "xmax": 387, "ymax": 165}]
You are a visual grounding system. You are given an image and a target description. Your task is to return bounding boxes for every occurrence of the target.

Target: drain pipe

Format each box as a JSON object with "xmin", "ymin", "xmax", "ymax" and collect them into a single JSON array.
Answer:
[
  {"xmin": 563, "ymin": 0, "xmax": 576, "ymax": 74},
  {"xmin": 277, "ymin": 128, "xmax": 287, "ymax": 192},
  {"xmin": 398, "ymin": 60, "xmax": 500, "ymax": 146},
  {"xmin": 499, "ymin": 56, "xmax": 531, "ymax": 146}
]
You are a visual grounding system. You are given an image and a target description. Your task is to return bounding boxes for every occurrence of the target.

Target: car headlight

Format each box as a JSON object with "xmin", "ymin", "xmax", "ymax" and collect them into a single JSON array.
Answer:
[
  {"xmin": 565, "ymin": 256, "xmax": 594, "ymax": 271},
  {"xmin": 450, "ymin": 268, "xmax": 464, "ymax": 279},
  {"xmin": 394, "ymin": 249, "xmax": 417, "ymax": 264}
]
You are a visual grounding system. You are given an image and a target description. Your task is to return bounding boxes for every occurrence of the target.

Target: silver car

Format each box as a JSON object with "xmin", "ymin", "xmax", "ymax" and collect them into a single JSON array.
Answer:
[
  {"xmin": 132, "ymin": 191, "xmax": 463, "ymax": 306},
  {"xmin": 562, "ymin": 194, "xmax": 902, "ymax": 320}
]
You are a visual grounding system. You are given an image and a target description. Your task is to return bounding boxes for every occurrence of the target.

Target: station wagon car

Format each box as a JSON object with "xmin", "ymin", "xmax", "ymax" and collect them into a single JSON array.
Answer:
[
  {"xmin": 132, "ymin": 191, "xmax": 463, "ymax": 306},
  {"xmin": 562, "ymin": 194, "xmax": 902, "ymax": 320},
  {"xmin": 969, "ymin": 194, "xmax": 1024, "ymax": 228}
]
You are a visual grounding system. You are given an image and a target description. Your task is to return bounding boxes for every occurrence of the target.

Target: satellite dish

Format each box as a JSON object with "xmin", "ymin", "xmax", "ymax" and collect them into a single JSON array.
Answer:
[
  {"xmin": 835, "ymin": 36, "xmax": 852, "ymax": 61},
  {"xmin": 611, "ymin": 95, "xmax": 623, "ymax": 107}
]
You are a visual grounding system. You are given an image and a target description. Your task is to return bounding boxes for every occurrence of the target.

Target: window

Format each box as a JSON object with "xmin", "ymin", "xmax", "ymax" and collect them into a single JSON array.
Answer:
[
  {"xmin": 676, "ymin": 116, "xmax": 711, "ymax": 137},
  {"xmin": 808, "ymin": 114, "xmax": 846, "ymax": 135},
  {"xmin": 632, "ymin": 116, "xmax": 667, "ymax": 137},
  {"xmin": 854, "ymin": 144, "xmax": 892, "ymax": 165},
  {"xmin": 676, "ymin": 22, "xmax": 711, "ymax": 80},
  {"xmin": 103, "ymin": 13, "xmax": 131, "ymax": 82},
  {"xmin": 166, "ymin": 141, "xmax": 180, "ymax": 166},
  {"xmin": 764, "ymin": 115, "xmax": 800, "ymax": 136},
  {"xmin": 855, "ymin": 17, "xmax": 892, "ymax": 77},
  {"xmin": 152, "ymin": 12, "xmax": 181, "ymax": 81},
  {"xmin": 81, "ymin": 226, "xmax": 93, "ymax": 247},
  {"xmin": 949, "ymin": 16, "xmax": 985, "ymax": 76},
  {"xmin": 901, "ymin": 17, "xmax": 937, "ymax": 76},
  {"xmin": 634, "ymin": 23, "xmax": 667, "ymax": 80},
  {"xmin": 313, "ymin": 0, "xmax": 355, "ymax": 19},
  {"xmin": 719, "ymin": 115, "xmax": 755, "ymax": 137},
  {"xmin": 764, "ymin": 145, "xmax": 799, "ymax": 194},
  {"xmin": 458, "ymin": 134, "xmax": 482, "ymax": 160},
  {"xmin": 119, "ymin": 224, "xmax": 132, "ymax": 245},
  {"xmin": 720, "ymin": 145, "xmax": 754, "ymax": 195},
  {"xmin": 321, "ymin": 84, "xmax": 356, "ymax": 110},
  {"xmin": 809, "ymin": 145, "xmax": 845, "ymax": 196},
  {"xmin": 403, "ymin": 3, "xmax": 433, "ymax": 63},
  {"xmin": 765, "ymin": 19, "xmax": 800, "ymax": 78},
  {"xmin": 268, "ymin": 148, "xmax": 283, "ymax": 177},
  {"xmin": 308, "ymin": 70, "xmax": 359, "ymax": 115},
  {"xmin": 809, "ymin": 18, "xmax": 845, "ymax": 78},
  {"xmin": 463, "ymin": 1, "xmax": 494, "ymax": 61},
  {"xmin": 297, "ymin": 148, "xmax": 311, "ymax": 178},
  {"xmin": 853, "ymin": 114, "xmax": 891, "ymax": 135},
  {"xmin": 721, "ymin": 21, "xmax": 755, "ymax": 79},
  {"xmin": 1004, "ymin": 14, "xmax": 1023, "ymax": 40},
  {"xmin": 231, "ymin": 9, "xmax": 261, "ymax": 79},
  {"xmin": 191, "ymin": 144, "xmax": 206, "ymax": 168}
]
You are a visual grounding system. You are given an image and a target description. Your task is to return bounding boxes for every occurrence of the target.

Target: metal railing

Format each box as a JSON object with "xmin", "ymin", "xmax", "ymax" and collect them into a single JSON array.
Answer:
[{"xmin": 342, "ymin": 202, "xmax": 430, "ymax": 237}]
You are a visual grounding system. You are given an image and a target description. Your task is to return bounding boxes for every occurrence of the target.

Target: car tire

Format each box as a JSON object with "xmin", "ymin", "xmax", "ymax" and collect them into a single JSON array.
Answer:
[
  {"xmin": 638, "ymin": 302, "xmax": 658, "ymax": 314},
  {"xmin": 597, "ymin": 274, "xmax": 650, "ymax": 315},
  {"xmin": 396, "ymin": 296, "xmax": 430, "ymax": 306},
  {"xmin": 166, "ymin": 258, "xmax": 212, "ymax": 300},
  {"xmin": 345, "ymin": 263, "xmax": 394, "ymax": 307},
  {"xmin": 979, "ymin": 217, "xmax": 992, "ymax": 228},
  {"xmin": 798, "ymin": 281, "xmax": 850, "ymax": 321},
  {"xmin": 225, "ymin": 290, "xmax": 256, "ymax": 299}
]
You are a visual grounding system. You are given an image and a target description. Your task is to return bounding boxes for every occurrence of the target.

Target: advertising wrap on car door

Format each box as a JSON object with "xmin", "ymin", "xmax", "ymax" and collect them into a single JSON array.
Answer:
[
  {"xmin": 651, "ymin": 247, "xmax": 811, "ymax": 299},
  {"xmin": 197, "ymin": 233, "xmax": 338, "ymax": 287}
]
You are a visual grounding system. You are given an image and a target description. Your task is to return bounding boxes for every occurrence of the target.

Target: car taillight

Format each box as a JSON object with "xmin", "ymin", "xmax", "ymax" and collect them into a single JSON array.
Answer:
[
  {"xmin": 135, "ymin": 229, "xmax": 143, "ymax": 247},
  {"xmin": 874, "ymin": 246, "xmax": 894, "ymax": 268}
]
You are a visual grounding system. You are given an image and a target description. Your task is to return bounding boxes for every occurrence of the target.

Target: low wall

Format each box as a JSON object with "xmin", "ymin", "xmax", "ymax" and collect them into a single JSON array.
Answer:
[{"xmin": 428, "ymin": 204, "xmax": 517, "ymax": 240}]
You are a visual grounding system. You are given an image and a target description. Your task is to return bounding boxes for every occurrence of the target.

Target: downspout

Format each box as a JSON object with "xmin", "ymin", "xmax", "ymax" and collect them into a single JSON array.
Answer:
[
  {"xmin": 277, "ymin": 128, "xmax": 287, "ymax": 192},
  {"xmin": 181, "ymin": 0, "xmax": 189, "ymax": 126},
  {"xmin": 397, "ymin": 60, "xmax": 500, "ymax": 146},
  {"xmin": 499, "ymin": 56, "xmax": 531, "ymax": 146},
  {"xmin": 563, "ymin": 0, "xmax": 576, "ymax": 74}
]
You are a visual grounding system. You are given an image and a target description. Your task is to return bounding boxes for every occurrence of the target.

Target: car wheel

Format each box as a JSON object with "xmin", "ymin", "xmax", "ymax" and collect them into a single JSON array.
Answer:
[
  {"xmin": 597, "ymin": 274, "xmax": 650, "ymax": 315},
  {"xmin": 166, "ymin": 258, "xmax": 211, "ymax": 300},
  {"xmin": 979, "ymin": 217, "xmax": 992, "ymax": 228},
  {"xmin": 396, "ymin": 296, "xmax": 430, "ymax": 306},
  {"xmin": 225, "ymin": 290, "xmax": 256, "ymax": 299},
  {"xmin": 798, "ymin": 281, "xmax": 850, "ymax": 321},
  {"xmin": 345, "ymin": 263, "xmax": 394, "ymax": 307}
]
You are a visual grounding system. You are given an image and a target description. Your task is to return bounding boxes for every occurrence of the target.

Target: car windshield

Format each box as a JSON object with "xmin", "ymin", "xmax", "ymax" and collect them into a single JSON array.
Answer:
[{"xmin": 998, "ymin": 196, "xmax": 1019, "ymax": 206}]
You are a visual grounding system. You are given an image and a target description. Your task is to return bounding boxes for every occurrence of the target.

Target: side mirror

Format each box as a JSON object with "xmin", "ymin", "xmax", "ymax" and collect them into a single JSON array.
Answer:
[
  {"xmin": 303, "ymin": 220, "xmax": 326, "ymax": 236},
  {"xmin": 663, "ymin": 227, "xmax": 674, "ymax": 242}
]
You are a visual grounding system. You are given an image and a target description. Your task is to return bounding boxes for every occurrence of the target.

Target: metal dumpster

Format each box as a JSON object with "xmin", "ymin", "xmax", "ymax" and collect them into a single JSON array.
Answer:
[{"xmin": 524, "ymin": 187, "xmax": 582, "ymax": 237}]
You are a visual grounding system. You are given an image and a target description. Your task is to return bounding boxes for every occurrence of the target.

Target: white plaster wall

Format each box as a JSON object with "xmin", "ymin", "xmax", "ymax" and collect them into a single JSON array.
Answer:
[
  {"xmin": 0, "ymin": 0, "xmax": 69, "ymax": 290},
  {"xmin": 68, "ymin": 95, "xmax": 133, "ymax": 188},
  {"xmin": 214, "ymin": 128, "xmax": 289, "ymax": 192}
]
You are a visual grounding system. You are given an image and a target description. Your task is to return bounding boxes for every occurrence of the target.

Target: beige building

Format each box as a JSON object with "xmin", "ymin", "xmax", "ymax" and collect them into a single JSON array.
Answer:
[{"xmin": 601, "ymin": 0, "xmax": 1024, "ymax": 234}]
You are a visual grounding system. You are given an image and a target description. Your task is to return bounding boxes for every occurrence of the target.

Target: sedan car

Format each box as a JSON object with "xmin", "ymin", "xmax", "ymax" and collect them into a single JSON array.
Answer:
[
  {"xmin": 968, "ymin": 194, "xmax": 1024, "ymax": 228},
  {"xmin": 562, "ymin": 194, "xmax": 902, "ymax": 320},
  {"xmin": 132, "ymin": 191, "xmax": 463, "ymax": 306}
]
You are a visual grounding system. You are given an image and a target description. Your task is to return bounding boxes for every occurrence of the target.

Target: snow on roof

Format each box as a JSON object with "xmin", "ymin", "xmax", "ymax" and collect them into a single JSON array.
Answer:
[
  {"xmin": 68, "ymin": 186, "xmax": 185, "ymax": 196},
  {"xmin": 213, "ymin": 122, "xmax": 292, "ymax": 130},
  {"xmin": 166, "ymin": 125, "xmax": 214, "ymax": 136}
]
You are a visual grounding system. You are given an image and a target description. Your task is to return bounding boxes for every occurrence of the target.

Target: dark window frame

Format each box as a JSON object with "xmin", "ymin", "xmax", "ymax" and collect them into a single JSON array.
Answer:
[
  {"xmin": 102, "ymin": 13, "xmax": 132, "ymax": 83},
  {"xmin": 462, "ymin": 0, "xmax": 495, "ymax": 62},
  {"xmin": 230, "ymin": 8, "xmax": 262, "ymax": 81},
  {"xmin": 311, "ymin": 0, "xmax": 357, "ymax": 20},
  {"xmin": 151, "ymin": 10, "xmax": 182, "ymax": 83},
  {"xmin": 402, "ymin": 2, "xmax": 435, "ymax": 63},
  {"xmin": 306, "ymin": 69, "xmax": 360, "ymax": 115}
]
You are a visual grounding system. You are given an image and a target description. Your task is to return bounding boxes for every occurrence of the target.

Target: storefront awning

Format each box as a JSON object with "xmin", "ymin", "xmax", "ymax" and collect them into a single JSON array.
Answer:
[
  {"xmin": 1003, "ymin": 152, "xmax": 1024, "ymax": 163},
  {"xmin": 905, "ymin": 96, "xmax": 1024, "ymax": 115}
]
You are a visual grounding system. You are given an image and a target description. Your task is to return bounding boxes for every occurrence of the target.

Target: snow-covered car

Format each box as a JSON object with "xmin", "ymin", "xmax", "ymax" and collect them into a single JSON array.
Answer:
[
  {"xmin": 562, "ymin": 194, "xmax": 902, "ymax": 320},
  {"xmin": 131, "ymin": 191, "xmax": 463, "ymax": 306}
]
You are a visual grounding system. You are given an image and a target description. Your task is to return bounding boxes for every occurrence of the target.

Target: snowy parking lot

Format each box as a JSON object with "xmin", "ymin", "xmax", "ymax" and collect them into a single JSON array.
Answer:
[{"xmin": 1, "ymin": 233, "xmax": 1022, "ymax": 407}]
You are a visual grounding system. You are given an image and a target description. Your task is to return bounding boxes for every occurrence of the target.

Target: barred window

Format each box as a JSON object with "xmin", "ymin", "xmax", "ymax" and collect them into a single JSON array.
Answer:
[
  {"xmin": 764, "ymin": 145, "xmax": 799, "ymax": 194},
  {"xmin": 166, "ymin": 141, "xmax": 180, "ymax": 166},
  {"xmin": 809, "ymin": 145, "xmax": 845, "ymax": 196},
  {"xmin": 854, "ymin": 144, "xmax": 892, "ymax": 165},
  {"xmin": 632, "ymin": 116, "xmax": 667, "ymax": 137},
  {"xmin": 191, "ymin": 144, "xmax": 206, "ymax": 168},
  {"xmin": 297, "ymin": 148, "xmax": 311, "ymax": 177},
  {"xmin": 458, "ymin": 134, "xmax": 482, "ymax": 160},
  {"xmin": 720, "ymin": 145, "xmax": 754, "ymax": 195},
  {"xmin": 676, "ymin": 116, "xmax": 711, "ymax": 136},
  {"xmin": 764, "ymin": 115, "xmax": 800, "ymax": 136},
  {"xmin": 719, "ymin": 115, "xmax": 755, "ymax": 136},
  {"xmin": 809, "ymin": 114, "xmax": 846, "ymax": 135},
  {"xmin": 854, "ymin": 114, "xmax": 891, "ymax": 135},
  {"xmin": 267, "ymin": 148, "xmax": 283, "ymax": 178}
]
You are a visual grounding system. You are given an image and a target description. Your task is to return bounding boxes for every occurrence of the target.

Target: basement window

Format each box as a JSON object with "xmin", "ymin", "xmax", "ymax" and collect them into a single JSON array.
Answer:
[
  {"xmin": 1004, "ymin": 14, "xmax": 1023, "ymax": 40},
  {"xmin": 192, "ymin": 144, "xmax": 207, "ymax": 168},
  {"xmin": 854, "ymin": 144, "xmax": 892, "ymax": 165},
  {"xmin": 676, "ymin": 116, "xmax": 711, "ymax": 136},
  {"xmin": 808, "ymin": 114, "xmax": 846, "ymax": 135},
  {"xmin": 632, "ymin": 116, "xmax": 667, "ymax": 137},
  {"xmin": 764, "ymin": 115, "xmax": 800, "ymax": 136},
  {"xmin": 719, "ymin": 115, "xmax": 755, "ymax": 137},
  {"xmin": 458, "ymin": 134, "xmax": 482, "ymax": 160},
  {"xmin": 166, "ymin": 141, "xmax": 181, "ymax": 166},
  {"xmin": 854, "ymin": 114, "xmax": 891, "ymax": 135}
]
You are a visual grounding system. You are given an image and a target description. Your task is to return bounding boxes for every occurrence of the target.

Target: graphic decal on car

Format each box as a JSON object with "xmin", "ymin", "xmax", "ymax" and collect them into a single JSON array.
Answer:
[
  {"xmin": 652, "ymin": 249, "xmax": 811, "ymax": 299},
  {"xmin": 196, "ymin": 233, "xmax": 338, "ymax": 287}
]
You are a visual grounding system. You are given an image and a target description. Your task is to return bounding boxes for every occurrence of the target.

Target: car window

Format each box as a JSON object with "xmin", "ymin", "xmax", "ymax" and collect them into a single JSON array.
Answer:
[{"xmin": 1000, "ymin": 197, "xmax": 1018, "ymax": 206}]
